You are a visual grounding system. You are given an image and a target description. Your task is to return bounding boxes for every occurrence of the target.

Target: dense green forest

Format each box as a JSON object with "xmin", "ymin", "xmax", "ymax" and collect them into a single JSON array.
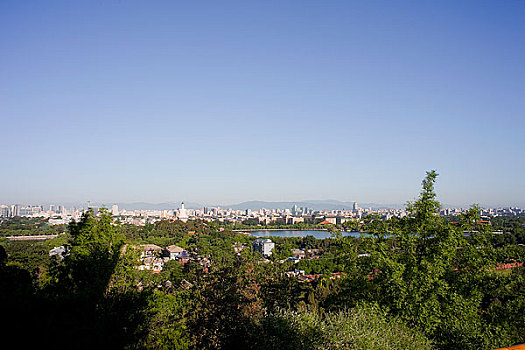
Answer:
[{"xmin": 1, "ymin": 171, "xmax": 524, "ymax": 349}]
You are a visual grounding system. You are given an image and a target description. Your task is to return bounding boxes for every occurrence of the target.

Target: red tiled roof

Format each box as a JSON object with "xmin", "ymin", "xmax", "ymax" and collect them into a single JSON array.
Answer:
[{"xmin": 492, "ymin": 344, "xmax": 525, "ymax": 350}]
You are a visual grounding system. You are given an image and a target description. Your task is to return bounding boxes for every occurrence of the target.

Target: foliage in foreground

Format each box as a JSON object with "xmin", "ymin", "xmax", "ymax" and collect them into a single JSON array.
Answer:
[
  {"xmin": 260, "ymin": 304, "xmax": 434, "ymax": 350},
  {"xmin": 1, "ymin": 171, "xmax": 524, "ymax": 350}
]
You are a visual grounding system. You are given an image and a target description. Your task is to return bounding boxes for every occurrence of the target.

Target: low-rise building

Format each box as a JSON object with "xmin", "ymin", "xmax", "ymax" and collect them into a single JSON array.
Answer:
[
  {"xmin": 49, "ymin": 246, "xmax": 70, "ymax": 260},
  {"xmin": 286, "ymin": 216, "xmax": 305, "ymax": 225},
  {"xmin": 138, "ymin": 256, "xmax": 169, "ymax": 273},
  {"xmin": 252, "ymin": 238, "xmax": 275, "ymax": 257},
  {"xmin": 291, "ymin": 249, "xmax": 306, "ymax": 259},
  {"xmin": 164, "ymin": 245, "xmax": 184, "ymax": 260},
  {"xmin": 177, "ymin": 250, "xmax": 191, "ymax": 265},
  {"xmin": 136, "ymin": 244, "xmax": 162, "ymax": 258},
  {"xmin": 285, "ymin": 269, "xmax": 305, "ymax": 277}
]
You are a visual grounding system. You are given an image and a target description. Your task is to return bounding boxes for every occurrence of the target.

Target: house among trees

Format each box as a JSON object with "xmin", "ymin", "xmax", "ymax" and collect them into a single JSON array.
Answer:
[
  {"xmin": 49, "ymin": 245, "xmax": 70, "ymax": 260},
  {"xmin": 134, "ymin": 244, "xmax": 162, "ymax": 258},
  {"xmin": 252, "ymin": 238, "xmax": 275, "ymax": 257},
  {"xmin": 291, "ymin": 248, "xmax": 306, "ymax": 260},
  {"xmin": 122, "ymin": 244, "xmax": 166, "ymax": 272},
  {"xmin": 139, "ymin": 256, "xmax": 167, "ymax": 273},
  {"xmin": 307, "ymin": 248, "xmax": 322, "ymax": 259},
  {"xmin": 121, "ymin": 243, "xmax": 196, "ymax": 271},
  {"xmin": 176, "ymin": 250, "xmax": 191, "ymax": 265},
  {"xmin": 285, "ymin": 269, "xmax": 305, "ymax": 277},
  {"xmin": 164, "ymin": 245, "xmax": 184, "ymax": 260}
]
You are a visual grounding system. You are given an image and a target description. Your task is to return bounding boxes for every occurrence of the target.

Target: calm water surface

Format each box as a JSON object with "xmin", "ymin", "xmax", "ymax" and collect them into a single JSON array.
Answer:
[{"xmin": 250, "ymin": 230, "xmax": 362, "ymax": 239}]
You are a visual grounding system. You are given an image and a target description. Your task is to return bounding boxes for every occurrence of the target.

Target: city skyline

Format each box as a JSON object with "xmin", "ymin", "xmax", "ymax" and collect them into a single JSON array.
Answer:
[
  {"xmin": 1, "ymin": 1, "xmax": 524, "ymax": 207},
  {"xmin": 2, "ymin": 200, "xmax": 523, "ymax": 229},
  {"xmin": 1, "ymin": 197, "xmax": 524, "ymax": 212}
]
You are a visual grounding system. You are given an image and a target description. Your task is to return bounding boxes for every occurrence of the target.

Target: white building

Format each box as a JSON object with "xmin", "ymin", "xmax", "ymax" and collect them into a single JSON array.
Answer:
[
  {"xmin": 0, "ymin": 205, "xmax": 9, "ymax": 217},
  {"xmin": 11, "ymin": 204, "xmax": 20, "ymax": 217},
  {"xmin": 252, "ymin": 238, "xmax": 275, "ymax": 257},
  {"xmin": 49, "ymin": 246, "xmax": 70, "ymax": 260},
  {"xmin": 177, "ymin": 202, "xmax": 189, "ymax": 222},
  {"xmin": 165, "ymin": 245, "xmax": 184, "ymax": 260}
]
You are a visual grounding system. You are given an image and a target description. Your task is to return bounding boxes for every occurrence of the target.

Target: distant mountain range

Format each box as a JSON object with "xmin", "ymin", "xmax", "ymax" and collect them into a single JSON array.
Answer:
[
  {"xmin": 80, "ymin": 200, "xmax": 406, "ymax": 211},
  {"xmin": 223, "ymin": 200, "xmax": 406, "ymax": 211},
  {"xmin": 101, "ymin": 201, "xmax": 204, "ymax": 211}
]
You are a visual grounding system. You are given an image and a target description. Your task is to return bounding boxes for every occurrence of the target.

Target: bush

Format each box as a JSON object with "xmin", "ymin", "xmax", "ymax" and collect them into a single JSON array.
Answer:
[{"xmin": 260, "ymin": 303, "xmax": 434, "ymax": 350}]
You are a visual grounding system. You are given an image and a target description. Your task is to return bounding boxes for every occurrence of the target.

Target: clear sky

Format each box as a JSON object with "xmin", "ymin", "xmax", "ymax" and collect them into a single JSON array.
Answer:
[{"xmin": 1, "ymin": 1, "xmax": 524, "ymax": 207}]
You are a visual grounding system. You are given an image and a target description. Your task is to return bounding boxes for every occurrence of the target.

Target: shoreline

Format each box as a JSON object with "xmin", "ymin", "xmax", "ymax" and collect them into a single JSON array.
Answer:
[{"xmin": 233, "ymin": 228, "xmax": 329, "ymax": 232}]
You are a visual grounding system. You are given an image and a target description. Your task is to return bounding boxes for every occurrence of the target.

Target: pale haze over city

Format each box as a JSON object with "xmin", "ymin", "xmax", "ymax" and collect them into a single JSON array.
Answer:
[{"xmin": 1, "ymin": 1, "xmax": 524, "ymax": 207}]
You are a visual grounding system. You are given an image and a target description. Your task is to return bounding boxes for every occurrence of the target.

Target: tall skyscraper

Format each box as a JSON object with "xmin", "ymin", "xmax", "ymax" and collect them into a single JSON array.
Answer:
[{"xmin": 11, "ymin": 204, "xmax": 20, "ymax": 217}]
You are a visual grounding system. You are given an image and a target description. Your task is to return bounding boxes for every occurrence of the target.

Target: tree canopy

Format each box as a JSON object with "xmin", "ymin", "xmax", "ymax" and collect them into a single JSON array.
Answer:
[{"xmin": 0, "ymin": 171, "xmax": 523, "ymax": 349}]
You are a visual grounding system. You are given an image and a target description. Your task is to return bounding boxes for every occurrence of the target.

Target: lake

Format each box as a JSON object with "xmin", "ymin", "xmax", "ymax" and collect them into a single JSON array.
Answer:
[{"xmin": 250, "ymin": 230, "xmax": 362, "ymax": 239}]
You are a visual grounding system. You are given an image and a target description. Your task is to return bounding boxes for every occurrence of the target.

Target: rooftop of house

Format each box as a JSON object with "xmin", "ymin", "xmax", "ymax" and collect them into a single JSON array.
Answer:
[
  {"xmin": 253, "ymin": 238, "xmax": 273, "ymax": 244},
  {"xmin": 138, "ymin": 244, "xmax": 162, "ymax": 251},
  {"xmin": 319, "ymin": 220, "xmax": 333, "ymax": 225},
  {"xmin": 178, "ymin": 250, "xmax": 191, "ymax": 259},
  {"xmin": 122, "ymin": 244, "xmax": 162, "ymax": 254},
  {"xmin": 165, "ymin": 245, "xmax": 184, "ymax": 253}
]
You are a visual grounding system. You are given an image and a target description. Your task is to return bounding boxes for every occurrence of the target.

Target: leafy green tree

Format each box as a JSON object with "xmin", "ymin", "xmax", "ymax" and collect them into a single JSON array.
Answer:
[
  {"xmin": 161, "ymin": 259, "xmax": 184, "ymax": 285},
  {"xmin": 351, "ymin": 170, "xmax": 525, "ymax": 349},
  {"xmin": 303, "ymin": 235, "xmax": 316, "ymax": 249},
  {"xmin": 65, "ymin": 208, "xmax": 125, "ymax": 298},
  {"xmin": 132, "ymin": 291, "xmax": 191, "ymax": 350},
  {"xmin": 186, "ymin": 249, "xmax": 269, "ymax": 349}
]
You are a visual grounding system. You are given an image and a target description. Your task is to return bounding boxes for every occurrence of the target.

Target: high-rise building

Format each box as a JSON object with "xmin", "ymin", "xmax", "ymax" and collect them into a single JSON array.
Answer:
[
  {"xmin": 353, "ymin": 202, "xmax": 359, "ymax": 211},
  {"xmin": 20, "ymin": 206, "xmax": 33, "ymax": 216},
  {"xmin": 112, "ymin": 204, "xmax": 119, "ymax": 216},
  {"xmin": 11, "ymin": 204, "xmax": 20, "ymax": 217},
  {"xmin": 0, "ymin": 205, "xmax": 9, "ymax": 217}
]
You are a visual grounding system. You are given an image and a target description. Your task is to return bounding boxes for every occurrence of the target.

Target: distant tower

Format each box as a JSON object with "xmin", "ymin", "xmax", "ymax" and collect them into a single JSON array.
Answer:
[
  {"xmin": 178, "ymin": 202, "xmax": 189, "ymax": 222},
  {"xmin": 111, "ymin": 204, "xmax": 119, "ymax": 216},
  {"xmin": 353, "ymin": 202, "xmax": 359, "ymax": 212}
]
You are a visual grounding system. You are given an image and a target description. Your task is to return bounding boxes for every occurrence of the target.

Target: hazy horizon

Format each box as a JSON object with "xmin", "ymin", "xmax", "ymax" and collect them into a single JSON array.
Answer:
[
  {"xmin": 1, "ymin": 1, "xmax": 524, "ymax": 207},
  {"xmin": 2, "ymin": 197, "xmax": 522, "ymax": 210}
]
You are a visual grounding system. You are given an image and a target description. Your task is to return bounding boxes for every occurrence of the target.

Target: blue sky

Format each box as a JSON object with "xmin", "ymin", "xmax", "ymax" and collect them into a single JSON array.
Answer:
[{"xmin": 1, "ymin": 1, "xmax": 524, "ymax": 207}]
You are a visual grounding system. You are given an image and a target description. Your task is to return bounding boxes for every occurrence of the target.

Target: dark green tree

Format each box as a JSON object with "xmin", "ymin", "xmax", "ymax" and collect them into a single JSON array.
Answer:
[{"xmin": 65, "ymin": 208, "xmax": 125, "ymax": 298}]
